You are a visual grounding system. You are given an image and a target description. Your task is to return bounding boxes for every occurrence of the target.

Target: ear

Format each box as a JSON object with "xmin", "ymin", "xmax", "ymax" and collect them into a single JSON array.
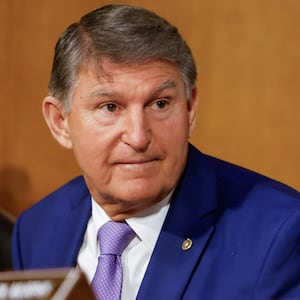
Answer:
[
  {"xmin": 42, "ymin": 96, "xmax": 73, "ymax": 149},
  {"xmin": 187, "ymin": 87, "xmax": 198, "ymax": 138}
]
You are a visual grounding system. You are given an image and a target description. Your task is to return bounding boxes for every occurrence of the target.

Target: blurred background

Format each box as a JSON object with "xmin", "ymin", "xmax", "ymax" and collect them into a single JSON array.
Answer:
[{"xmin": 1, "ymin": 0, "xmax": 299, "ymax": 218}]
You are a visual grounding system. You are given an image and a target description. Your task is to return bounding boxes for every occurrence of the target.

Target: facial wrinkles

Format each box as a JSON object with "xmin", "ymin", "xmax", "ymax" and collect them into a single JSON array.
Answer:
[
  {"xmin": 108, "ymin": 87, "xmax": 177, "ymax": 165},
  {"xmin": 71, "ymin": 61, "xmax": 187, "ymax": 169},
  {"xmin": 62, "ymin": 61, "xmax": 194, "ymax": 219},
  {"xmin": 82, "ymin": 74, "xmax": 179, "ymax": 156}
]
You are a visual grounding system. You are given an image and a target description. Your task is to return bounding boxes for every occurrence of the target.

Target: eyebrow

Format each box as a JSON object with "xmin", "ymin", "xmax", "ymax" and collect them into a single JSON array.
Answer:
[
  {"xmin": 88, "ymin": 79, "xmax": 177, "ymax": 99},
  {"xmin": 88, "ymin": 89, "xmax": 113, "ymax": 98},
  {"xmin": 153, "ymin": 80, "xmax": 177, "ymax": 94}
]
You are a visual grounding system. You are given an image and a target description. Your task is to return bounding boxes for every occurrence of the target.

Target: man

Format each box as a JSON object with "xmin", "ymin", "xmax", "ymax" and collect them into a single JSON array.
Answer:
[{"xmin": 12, "ymin": 4, "xmax": 300, "ymax": 300}]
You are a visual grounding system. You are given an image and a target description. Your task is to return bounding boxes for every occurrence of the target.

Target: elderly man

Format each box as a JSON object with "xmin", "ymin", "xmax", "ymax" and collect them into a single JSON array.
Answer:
[{"xmin": 12, "ymin": 4, "xmax": 300, "ymax": 300}]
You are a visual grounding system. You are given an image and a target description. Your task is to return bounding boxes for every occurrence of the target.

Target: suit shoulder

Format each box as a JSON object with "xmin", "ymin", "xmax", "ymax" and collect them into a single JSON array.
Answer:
[
  {"xmin": 188, "ymin": 145, "xmax": 300, "ymax": 206},
  {"xmin": 18, "ymin": 176, "xmax": 89, "ymax": 220},
  {"xmin": 205, "ymin": 154, "xmax": 298, "ymax": 197}
]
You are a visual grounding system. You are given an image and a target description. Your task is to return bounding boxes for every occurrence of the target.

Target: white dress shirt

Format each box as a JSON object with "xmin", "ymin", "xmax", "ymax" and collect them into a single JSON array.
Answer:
[{"xmin": 77, "ymin": 194, "xmax": 172, "ymax": 300}]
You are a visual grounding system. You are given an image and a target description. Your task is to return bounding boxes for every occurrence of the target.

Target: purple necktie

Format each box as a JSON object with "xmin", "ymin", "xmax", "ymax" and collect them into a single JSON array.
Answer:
[{"xmin": 91, "ymin": 221, "xmax": 135, "ymax": 300}]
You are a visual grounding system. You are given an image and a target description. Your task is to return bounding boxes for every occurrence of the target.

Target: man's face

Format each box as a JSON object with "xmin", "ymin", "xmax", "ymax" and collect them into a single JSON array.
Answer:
[{"xmin": 58, "ymin": 59, "xmax": 197, "ymax": 218}]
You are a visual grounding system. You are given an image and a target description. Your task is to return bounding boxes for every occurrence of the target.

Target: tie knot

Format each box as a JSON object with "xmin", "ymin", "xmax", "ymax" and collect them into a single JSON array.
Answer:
[{"xmin": 98, "ymin": 221, "xmax": 135, "ymax": 255}]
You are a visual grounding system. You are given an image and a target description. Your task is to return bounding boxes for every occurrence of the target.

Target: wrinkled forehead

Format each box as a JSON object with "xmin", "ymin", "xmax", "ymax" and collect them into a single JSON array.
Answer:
[
  {"xmin": 77, "ymin": 56, "xmax": 182, "ymax": 83},
  {"xmin": 70, "ymin": 57, "xmax": 187, "ymax": 104},
  {"xmin": 63, "ymin": 57, "xmax": 189, "ymax": 112}
]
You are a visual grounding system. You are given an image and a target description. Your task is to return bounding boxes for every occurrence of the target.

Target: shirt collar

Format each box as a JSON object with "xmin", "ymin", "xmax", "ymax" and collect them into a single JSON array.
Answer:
[{"xmin": 91, "ymin": 192, "xmax": 172, "ymax": 251}]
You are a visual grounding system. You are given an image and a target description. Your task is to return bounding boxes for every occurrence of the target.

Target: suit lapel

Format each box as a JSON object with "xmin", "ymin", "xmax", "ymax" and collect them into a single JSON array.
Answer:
[
  {"xmin": 137, "ymin": 145, "xmax": 218, "ymax": 299},
  {"xmin": 45, "ymin": 183, "xmax": 92, "ymax": 267}
]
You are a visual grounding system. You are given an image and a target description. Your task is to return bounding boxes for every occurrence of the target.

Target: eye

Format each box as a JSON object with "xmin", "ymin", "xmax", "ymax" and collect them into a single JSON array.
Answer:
[
  {"xmin": 101, "ymin": 103, "xmax": 118, "ymax": 112},
  {"xmin": 151, "ymin": 99, "xmax": 169, "ymax": 110}
]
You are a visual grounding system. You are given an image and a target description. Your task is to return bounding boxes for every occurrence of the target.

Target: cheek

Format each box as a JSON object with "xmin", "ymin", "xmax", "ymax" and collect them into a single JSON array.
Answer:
[
  {"xmin": 165, "ymin": 114, "xmax": 189, "ymax": 156},
  {"xmin": 68, "ymin": 117, "xmax": 102, "ymax": 162},
  {"xmin": 155, "ymin": 116, "xmax": 189, "ymax": 169},
  {"xmin": 164, "ymin": 111, "xmax": 190, "ymax": 140},
  {"xmin": 70, "ymin": 124, "xmax": 124, "ymax": 178}
]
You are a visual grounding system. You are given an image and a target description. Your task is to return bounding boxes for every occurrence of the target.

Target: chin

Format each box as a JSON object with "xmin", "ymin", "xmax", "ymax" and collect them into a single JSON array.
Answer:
[
  {"xmin": 130, "ymin": 185, "xmax": 172, "ymax": 204},
  {"xmin": 108, "ymin": 185, "xmax": 166, "ymax": 204},
  {"xmin": 119, "ymin": 191, "xmax": 160, "ymax": 204}
]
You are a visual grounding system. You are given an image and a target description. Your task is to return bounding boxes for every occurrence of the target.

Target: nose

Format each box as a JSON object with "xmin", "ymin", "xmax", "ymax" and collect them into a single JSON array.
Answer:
[{"xmin": 121, "ymin": 107, "xmax": 151, "ymax": 152}]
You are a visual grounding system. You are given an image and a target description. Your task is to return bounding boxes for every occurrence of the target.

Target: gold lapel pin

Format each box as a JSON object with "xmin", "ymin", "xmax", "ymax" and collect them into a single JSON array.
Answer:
[{"xmin": 182, "ymin": 238, "xmax": 193, "ymax": 250}]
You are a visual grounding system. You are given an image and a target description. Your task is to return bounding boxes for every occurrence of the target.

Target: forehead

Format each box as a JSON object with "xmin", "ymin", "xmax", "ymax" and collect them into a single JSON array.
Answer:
[{"xmin": 76, "ymin": 59, "xmax": 183, "ymax": 91}]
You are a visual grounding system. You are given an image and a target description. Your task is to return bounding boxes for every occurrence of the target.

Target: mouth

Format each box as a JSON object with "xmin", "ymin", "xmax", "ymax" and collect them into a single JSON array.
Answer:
[
  {"xmin": 113, "ymin": 154, "xmax": 160, "ymax": 164},
  {"xmin": 114, "ymin": 158, "xmax": 159, "ymax": 170},
  {"xmin": 118, "ymin": 158, "xmax": 157, "ymax": 164}
]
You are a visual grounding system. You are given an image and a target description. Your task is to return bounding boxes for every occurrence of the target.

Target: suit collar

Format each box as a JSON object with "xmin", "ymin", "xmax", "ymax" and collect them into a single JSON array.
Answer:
[
  {"xmin": 47, "ymin": 178, "xmax": 92, "ymax": 267},
  {"xmin": 137, "ymin": 145, "xmax": 218, "ymax": 299}
]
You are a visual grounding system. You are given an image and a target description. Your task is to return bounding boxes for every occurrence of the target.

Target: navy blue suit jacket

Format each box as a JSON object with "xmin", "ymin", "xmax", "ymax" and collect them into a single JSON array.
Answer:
[{"xmin": 12, "ymin": 145, "xmax": 300, "ymax": 299}]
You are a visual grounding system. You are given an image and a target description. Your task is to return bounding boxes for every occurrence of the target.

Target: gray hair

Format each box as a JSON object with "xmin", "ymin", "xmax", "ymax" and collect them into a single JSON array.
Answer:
[{"xmin": 48, "ymin": 4, "xmax": 197, "ymax": 109}]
